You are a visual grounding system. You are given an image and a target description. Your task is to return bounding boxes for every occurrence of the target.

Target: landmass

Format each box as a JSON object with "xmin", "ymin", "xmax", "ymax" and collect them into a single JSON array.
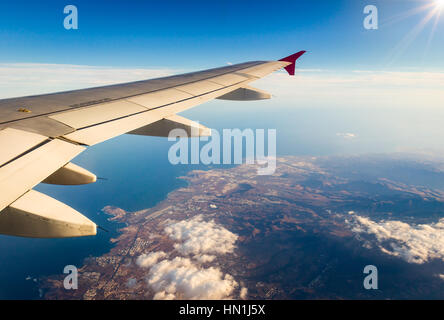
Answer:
[{"xmin": 41, "ymin": 155, "xmax": 444, "ymax": 300}]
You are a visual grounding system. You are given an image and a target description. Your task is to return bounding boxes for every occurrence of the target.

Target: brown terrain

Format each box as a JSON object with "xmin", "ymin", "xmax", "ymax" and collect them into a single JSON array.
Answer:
[{"xmin": 41, "ymin": 156, "xmax": 444, "ymax": 300}]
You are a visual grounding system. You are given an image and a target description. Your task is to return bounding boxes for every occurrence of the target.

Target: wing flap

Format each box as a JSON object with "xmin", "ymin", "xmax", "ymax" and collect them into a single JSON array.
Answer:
[
  {"xmin": 175, "ymin": 80, "xmax": 224, "ymax": 96},
  {"xmin": 209, "ymin": 73, "xmax": 250, "ymax": 86},
  {"xmin": 0, "ymin": 137, "xmax": 85, "ymax": 212},
  {"xmin": 61, "ymin": 109, "xmax": 163, "ymax": 146},
  {"xmin": 49, "ymin": 100, "xmax": 148, "ymax": 129},
  {"xmin": 0, "ymin": 128, "xmax": 48, "ymax": 166},
  {"xmin": 6, "ymin": 116, "xmax": 76, "ymax": 138},
  {"xmin": 126, "ymin": 88, "xmax": 193, "ymax": 110}
]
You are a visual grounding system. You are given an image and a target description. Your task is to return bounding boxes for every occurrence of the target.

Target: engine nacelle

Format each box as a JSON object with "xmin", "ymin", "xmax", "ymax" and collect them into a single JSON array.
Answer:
[
  {"xmin": 43, "ymin": 162, "xmax": 96, "ymax": 185},
  {"xmin": 0, "ymin": 190, "xmax": 96, "ymax": 238}
]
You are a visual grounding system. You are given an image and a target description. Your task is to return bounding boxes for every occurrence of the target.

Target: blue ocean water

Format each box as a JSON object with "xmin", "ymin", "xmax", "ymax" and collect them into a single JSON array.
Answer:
[
  {"xmin": 0, "ymin": 136, "xmax": 191, "ymax": 299},
  {"xmin": 1, "ymin": 101, "xmax": 444, "ymax": 299}
]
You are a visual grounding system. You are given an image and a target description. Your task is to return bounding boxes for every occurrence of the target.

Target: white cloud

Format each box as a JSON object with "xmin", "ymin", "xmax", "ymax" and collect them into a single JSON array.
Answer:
[
  {"xmin": 164, "ymin": 215, "xmax": 238, "ymax": 257},
  {"xmin": 136, "ymin": 215, "xmax": 243, "ymax": 300},
  {"xmin": 337, "ymin": 133, "xmax": 357, "ymax": 139},
  {"xmin": 347, "ymin": 214, "xmax": 444, "ymax": 264},
  {"xmin": 253, "ymin": 69, "xmax": 444, "ymax": 109},
  {"xmin": 4, "ymin": 63, "xmax": 444, "ymax": 110},
  {"xmin": 0, "ymin": 63, "xmax": 177, "ymax": 99},
  {"xmin": 147, "ymin": 257, "xmax": 238, "ymax": 300},
  {"xmin": 195, "ymin": 254, "xmax": 217, "ymax": 264},
  {"xmin": 136, "ymin": 251, "xmax": 168, "ymax": 268},
  {"xmin": 240, "ymin": 287, "xmax": 248, "ymax": 300}
]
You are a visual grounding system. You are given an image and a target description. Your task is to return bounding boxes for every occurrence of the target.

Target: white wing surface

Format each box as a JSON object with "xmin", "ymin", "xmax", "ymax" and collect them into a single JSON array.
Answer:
[{"xmin": 0, "ymin": 51, "xmax": 306, "ymax": 238}]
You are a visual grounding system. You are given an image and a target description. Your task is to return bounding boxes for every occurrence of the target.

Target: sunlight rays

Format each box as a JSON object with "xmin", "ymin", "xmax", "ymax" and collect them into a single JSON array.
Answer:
[
  {"xmin": 380, "ymin": 2, "xmax": 435, "ymax": 28},
  {"xmin": 435, "ymin": 0, "xmax": 444, "ymax": 8},
  {"xmin": 385, "ymin": 0, "xmax": 444, "ymax": 66}
]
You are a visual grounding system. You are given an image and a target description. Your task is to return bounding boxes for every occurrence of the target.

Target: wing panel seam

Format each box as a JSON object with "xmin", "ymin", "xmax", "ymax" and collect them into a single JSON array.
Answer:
[
  {"xmin": 73, "ymin": 78, "xmax": 253, "ymax": 131},
  {"xmin": 0, "ymin": 139, "xmax": 53, "ymax": 169}
]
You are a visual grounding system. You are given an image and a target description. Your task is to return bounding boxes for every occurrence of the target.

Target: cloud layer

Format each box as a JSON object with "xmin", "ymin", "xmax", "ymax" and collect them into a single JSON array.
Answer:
[
  {"xmin": 347, "ymin": 214, "xmax": 444, "ymax": 264},
  {"xmin": 3, "ymin": 63, "xmax": 444, "ymax": 110},
  {"xmin": 254, "ymin": 69, "xmax": 444, "ymax": 109},
  {"xmin": 136, "ymin": 215, "xmax": 243, "ymax": 300},
  {"xmin": 164, "ymin": 215, "xmax": 238, "ymax": 257},
  {"xmin": 136, "ymin": 251, "xmax": 168, "ymax": 269},
  {"xmin": 146, "ymin": 257, "xmax": 238, "ymax": 300},
  {"xmin": 336, "ymin": 133, "xmax": 357, "ymax": 139},
  {"xmin": 0, "ymin": 63, "xmax": 176, "ymax": 99}
]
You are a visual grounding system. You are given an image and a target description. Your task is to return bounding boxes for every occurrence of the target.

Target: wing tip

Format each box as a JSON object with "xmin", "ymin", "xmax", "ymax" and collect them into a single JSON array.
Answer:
[{"xmin": 279, "ymin": 51, "xmax": 307, "ymax": 76}]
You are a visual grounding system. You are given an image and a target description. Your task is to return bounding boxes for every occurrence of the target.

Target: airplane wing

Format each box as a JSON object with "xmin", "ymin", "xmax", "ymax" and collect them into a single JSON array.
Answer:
[{"xmin": 0, "ymin": 51, "xmax": 306, "ymax": 238}]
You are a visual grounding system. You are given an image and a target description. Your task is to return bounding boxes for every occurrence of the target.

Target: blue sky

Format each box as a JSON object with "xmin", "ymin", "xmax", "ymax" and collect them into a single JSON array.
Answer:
[{"xmin": 0, "ymin": 0, "xmax": 443, "ymax": 70}]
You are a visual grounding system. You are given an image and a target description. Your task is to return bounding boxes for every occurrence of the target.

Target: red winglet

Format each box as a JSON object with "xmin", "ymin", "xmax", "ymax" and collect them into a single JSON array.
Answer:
[{"xmin": 279, "ymin": 51, "xmax": 306, "ymax": 76}]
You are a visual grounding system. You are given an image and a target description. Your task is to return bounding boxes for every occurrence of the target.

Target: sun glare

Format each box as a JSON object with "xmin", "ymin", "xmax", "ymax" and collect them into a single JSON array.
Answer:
[{"xmin": 386, "ymin": 0, "xmax": 443, "ymax": 64}]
